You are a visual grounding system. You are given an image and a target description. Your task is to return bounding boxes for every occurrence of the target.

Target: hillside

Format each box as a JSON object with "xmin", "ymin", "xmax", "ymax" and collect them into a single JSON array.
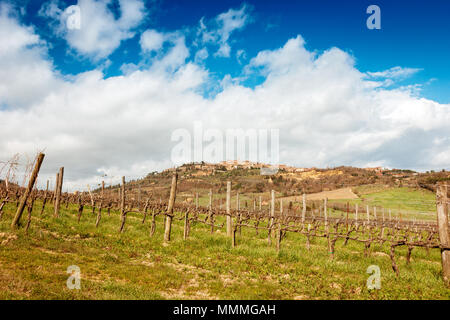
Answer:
[{"xmin": 96, "ymin": 163, "xmax": 448, "ymax": 219}]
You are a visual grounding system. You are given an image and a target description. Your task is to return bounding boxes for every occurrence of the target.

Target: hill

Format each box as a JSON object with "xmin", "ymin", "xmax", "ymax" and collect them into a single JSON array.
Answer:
[{"xmin": 95, "ymin": 163, "xmax": 448, "ymax": 220}]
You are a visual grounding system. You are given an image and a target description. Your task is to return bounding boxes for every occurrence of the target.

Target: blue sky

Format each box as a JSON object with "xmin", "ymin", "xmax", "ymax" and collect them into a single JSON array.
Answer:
[
  {"xmin": 0, "ymin": 0, "xmax": 449, "ymax": 188},
  {"xmin": 18, "ymin": 0, "xmax": 450, "ymax": 103}
]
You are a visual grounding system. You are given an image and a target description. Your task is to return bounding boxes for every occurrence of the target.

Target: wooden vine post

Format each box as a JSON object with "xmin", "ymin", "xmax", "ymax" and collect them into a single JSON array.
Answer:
[
  {"xmin": 226, "ymin": 181, "xmax": 232, "ymax": 237},
  {"xmin": 54, "ymin": 167, "xmax": 64, "ymax": 217},
  {"xmin": 268, "ymin": 190, "xmax": 275, "ymax": 245},
  {"xmin": 96, "ymin": 181, "xmax": 104, "ymax": 228},
  {"xmin": 209, "ymin": 189, "xmax": 212, "ymax": 210},
  {"xmin": 302, "ymin": 193, "xmax": 306, "ymax": 222},
  {"xmin": 119, "ymin": 176, "xmax": 126, "ymax": 232},
  {"xmin": 208, "ymin": 189, "xmax": 214, "ymax": 234},
  {"xmin": 236, "ymin": 192, "xmax": 241, "ymax": 235},
  {"xmin": 183, "ymin": 208, "xmax": 189, "ymax": 240},
  {"xmin": 53, "ymin": 172, "xmax": 59, "ymax": 204},
  {"xmin": 11, "ymin": 153, "xmax": 45, "ymax": 229},
  {"xmin": 436, "ymin": 183, "xmax": 450, "ymax": 286},
  {"xmin": 164, "ymin": 173, "xmax": 178, "ymax": 242}
]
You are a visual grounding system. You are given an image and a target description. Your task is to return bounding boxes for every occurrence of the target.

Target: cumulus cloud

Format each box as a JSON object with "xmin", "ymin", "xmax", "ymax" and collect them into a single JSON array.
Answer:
[
  {"xmin": 0, "ymin": 7, "xmax": 449, "ymax": 190},
  {"xmin": 39, "ymin": 0, "xmax": 146, "ymax": 60},
  {"xmin": 0, "ymin": 3, "xmax": 61, "ymax": 109}
]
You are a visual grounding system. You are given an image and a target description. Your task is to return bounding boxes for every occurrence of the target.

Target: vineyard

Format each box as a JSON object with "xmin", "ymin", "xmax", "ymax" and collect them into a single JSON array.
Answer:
[{"xmin": 0, "ymin": 153, "xmax": 449, "ymax": 299}]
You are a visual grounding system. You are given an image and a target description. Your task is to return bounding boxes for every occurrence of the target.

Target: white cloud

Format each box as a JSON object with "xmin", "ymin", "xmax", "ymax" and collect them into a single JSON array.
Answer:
[
  {"xmin": 215, "ymin": 4, "xmax": 250, "ymax": 57},
  {"xmin": 236, "ymin": 49, "xmax": 246, "ymax": 64},
  {"xmin": 139, "ymin": 29, "xmax": 190, "ymax": 74},
  {"xmin": 194, "ymin": 47, "xmax": 209, "ymax": 63},
  {"xmin": 0, "ymin": 9, "xmax": 449, "ymax": 190},
  {"xmin": 0, "ymin": 3, "xmax": 61, "ymax": 109},
  {"xmin": 40, "ymin": 0, "xmax": 146, "ymax": 60},
  {"xmin": 140, "ymin": 29, "xmax": 165, "ymax": 52},
  {"xmin": 196, "ymin": 4, "xmax": 251, "ymax": 58},
  {"xmin": 367, "ymin": 66, "xmax": 422, "ymax": 80}
]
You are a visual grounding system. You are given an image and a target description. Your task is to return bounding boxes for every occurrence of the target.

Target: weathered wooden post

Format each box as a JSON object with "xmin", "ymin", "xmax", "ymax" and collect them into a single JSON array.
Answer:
[
  {"xmin": 236, "ymin": 192, "xmax": 241, "ymax": 235},
  {"xmin": 436, "ymin": 183, "xmax": 450, "ymax": 286},
  {"xmin": 164, "ymin": 173, "xmax": 178, "ymax": 242},
  {"xmin": 119, "ymin": 177, "xmax": 126, "ymax": 233},
  {"xmin": 276, "ymin": 221, "xmax": 281, "ymax": 252},
  {"xmin": 232, "ymin": 219, "xmax": 237, "ymax": 248},
  {"xmin": 24, "ymin": 192, "xmax": 36, "ymax": 233},
  {"xmin": 345, "ymin": 202, "xmax": 349, "ymax": 230},
  {"xmin": 96, "ymin": 181, "xmax": 105, "ymax": 228},
  {"xmin": 302, "ymin": 193, "xmax": 306, "ymax": 223},
  {"xmin": 77, "ymin": 195, "xmax": 84, "ymax": 223},
  {"xmin": 355, "ymin": 203, "xmax": 359, "ymax": 227},
  {"xmin": 53, "ymin": 172, "xmax": 59, "ymax": 204},
  {"xmin": 11, "ymin": 153, "xmax": 45, "ymax": 229},
  {"xmin": 226, "ymin": 181, "xmax": 232, "ymax": 237},
  {"xmin": 268, "ymin": 190, "xmax": 275, "ymax": 245},
  {"xmin": 183, "ymin": 209, "xmax": 189, "ymax": 240},
  {"xmin": 209, "ymin": 189, "xmax": 214, "ymax": 234},
  {"xmin": 53, "ymin": 167, "xmax": 64, "ymax": 217},
  {"xmin": 208, "ymin": 189, "xmax": 212, "ymax": 210}
]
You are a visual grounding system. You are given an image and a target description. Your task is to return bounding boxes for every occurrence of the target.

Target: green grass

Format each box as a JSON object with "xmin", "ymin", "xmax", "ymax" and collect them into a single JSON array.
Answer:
[
  {"xmin": 0, "ymin": 199, "xmax": 448, "ymax": 300},
  {"xmin": 331, "ymin": 186, "xmax": 437, "ymax": 221}
]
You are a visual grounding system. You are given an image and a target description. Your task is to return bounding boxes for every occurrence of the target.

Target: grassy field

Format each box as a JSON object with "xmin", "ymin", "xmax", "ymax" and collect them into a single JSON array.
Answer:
[
  {"xmin": 329, "ymin": 186, "xmax": 437, "ymax": 221},
  {"xmin": 0, "ymin": 199, "xmax": 449, "ymax": 300}
]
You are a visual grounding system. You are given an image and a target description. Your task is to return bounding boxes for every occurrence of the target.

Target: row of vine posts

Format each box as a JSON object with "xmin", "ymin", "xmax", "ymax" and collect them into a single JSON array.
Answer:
[{"xmin": 2, "ymin": 152, "xmax": 450, "ymax": 287}]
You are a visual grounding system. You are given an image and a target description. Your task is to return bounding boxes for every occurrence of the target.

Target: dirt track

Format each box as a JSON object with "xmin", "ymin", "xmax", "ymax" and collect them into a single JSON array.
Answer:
[{"xmin": 281, "ymin": 187, "xmax": 359, "ymax": 201}]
